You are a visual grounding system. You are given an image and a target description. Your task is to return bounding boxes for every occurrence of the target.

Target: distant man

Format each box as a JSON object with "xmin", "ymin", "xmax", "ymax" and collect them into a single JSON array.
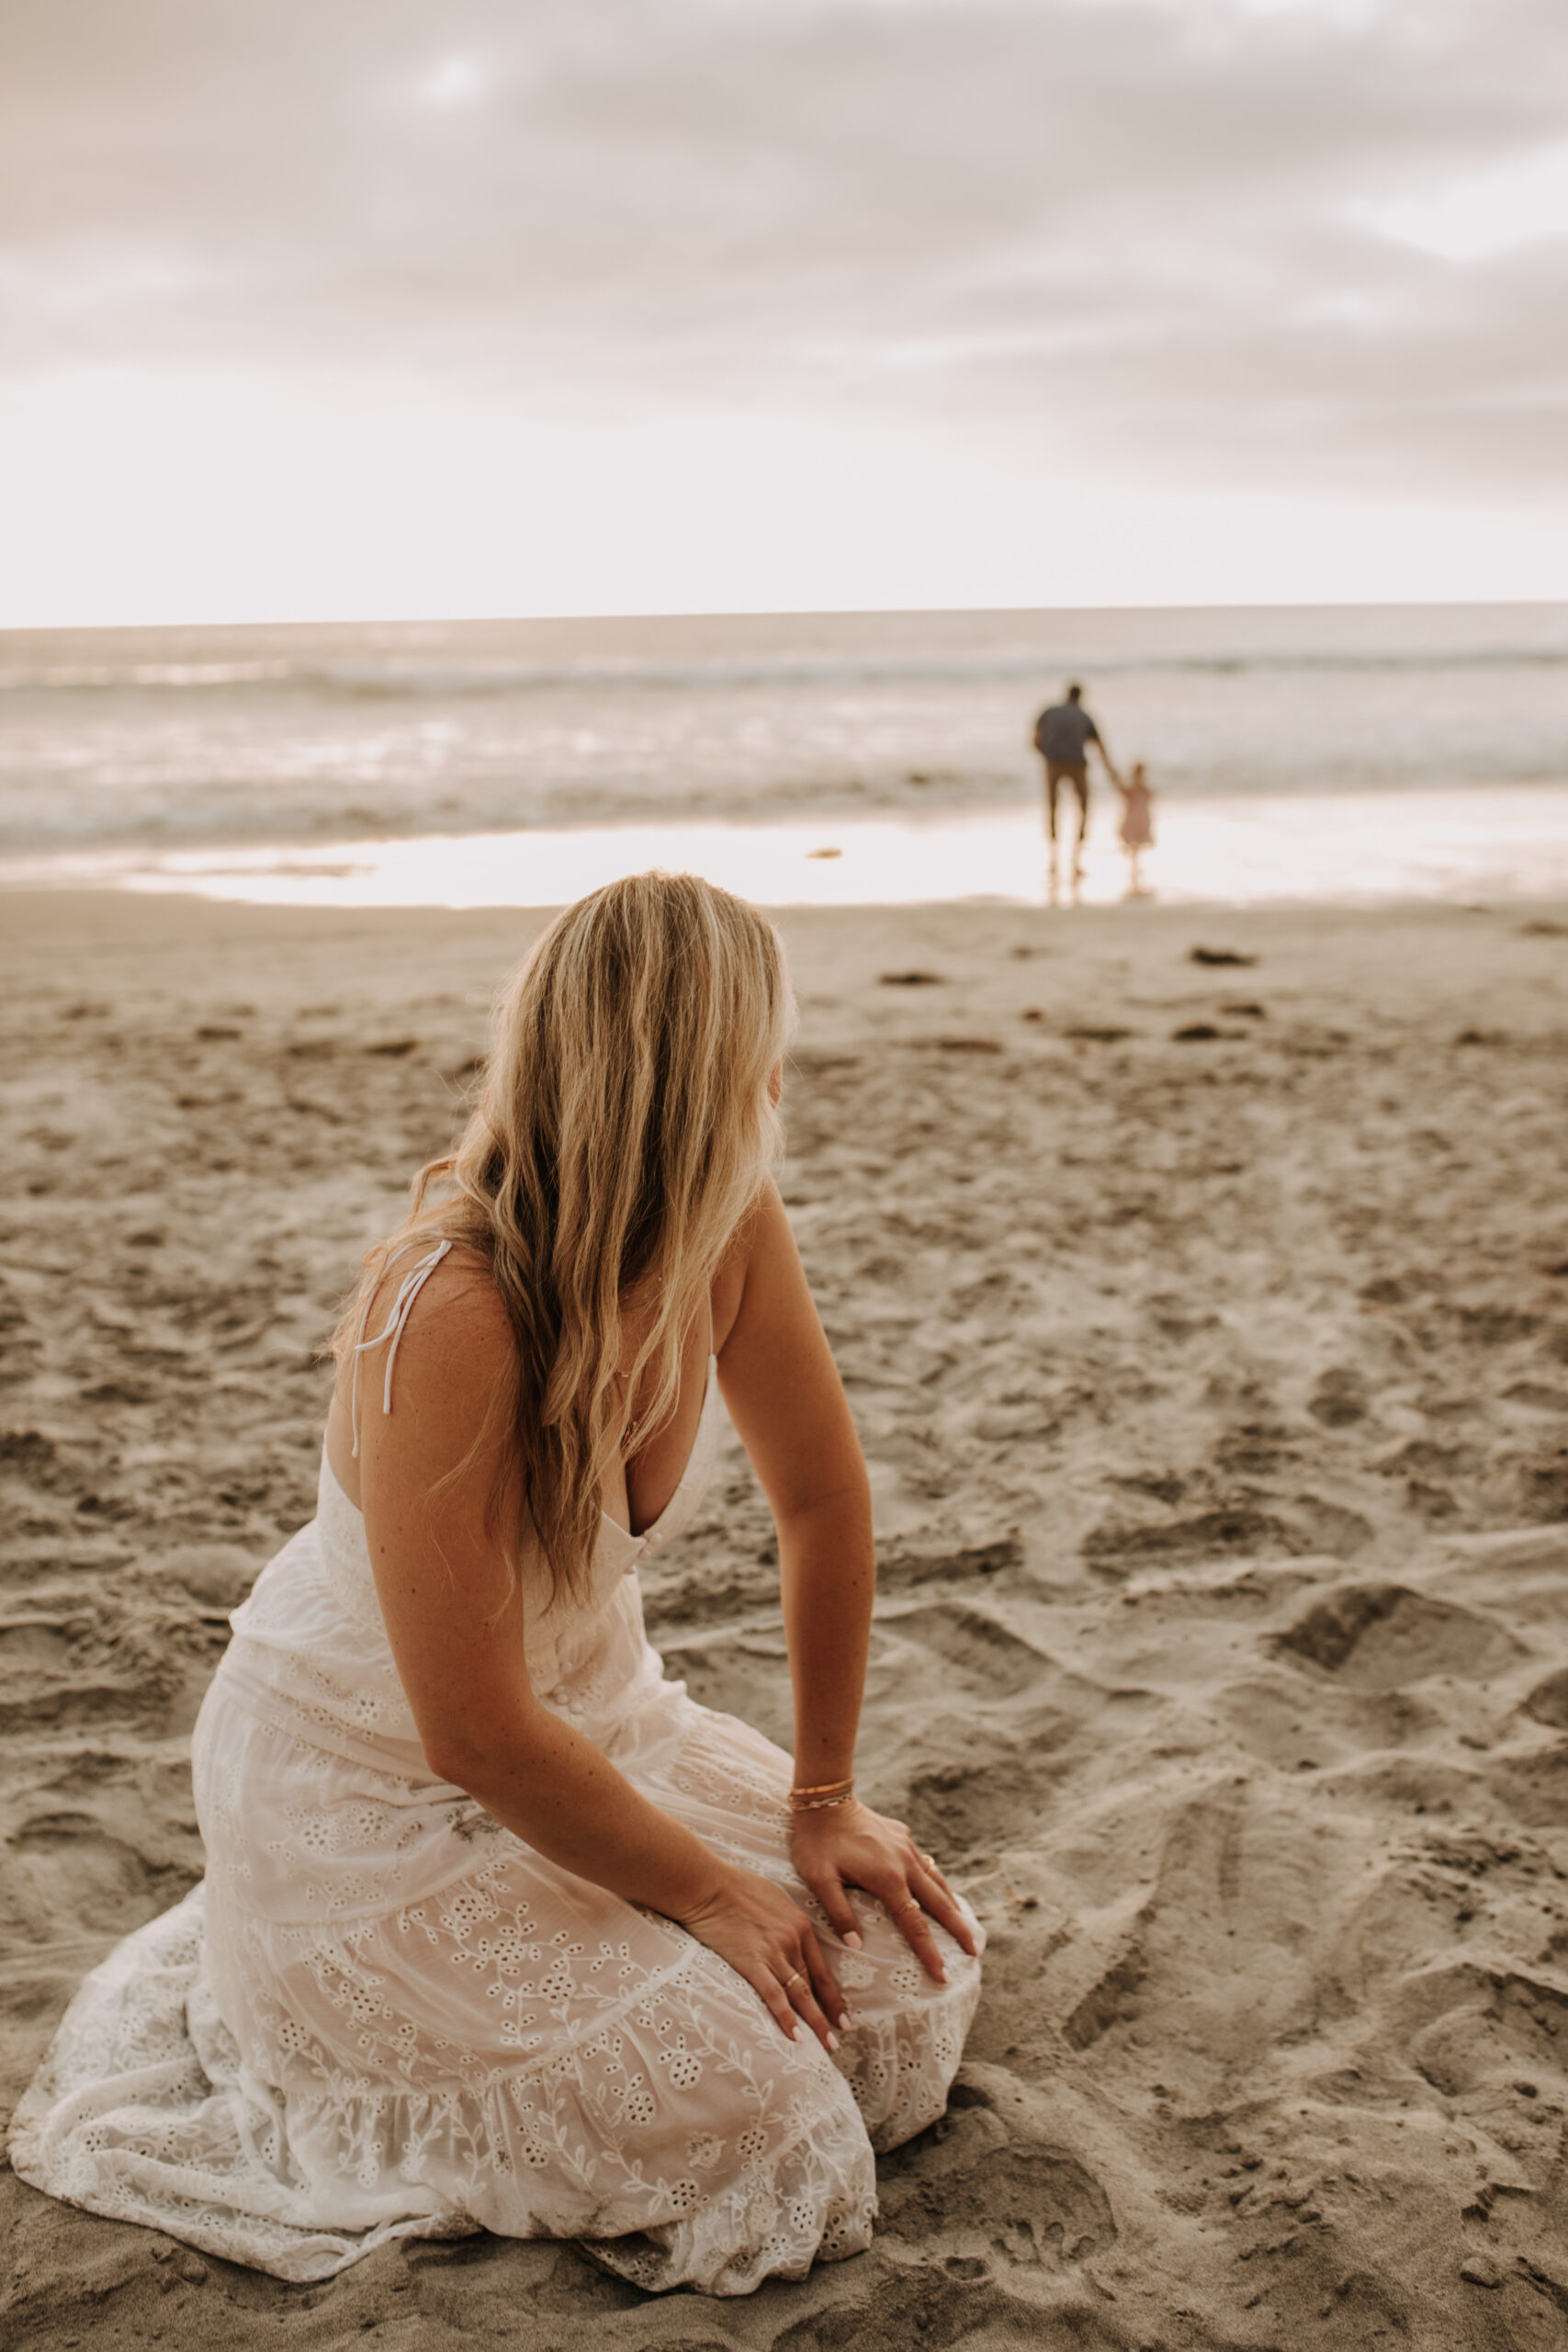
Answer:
[{"xmin": 1032, "ymin": 683, "xmax": 1118, "ymax": 881}]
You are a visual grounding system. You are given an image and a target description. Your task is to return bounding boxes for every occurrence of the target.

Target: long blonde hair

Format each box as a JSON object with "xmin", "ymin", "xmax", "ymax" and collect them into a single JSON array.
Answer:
[{"xmin": 335, "ymin": 872, "xmax": 793, "ymax": 1607}]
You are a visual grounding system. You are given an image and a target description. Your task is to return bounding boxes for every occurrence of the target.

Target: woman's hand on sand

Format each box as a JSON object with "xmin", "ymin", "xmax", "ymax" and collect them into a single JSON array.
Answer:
[
  {"xmin": 674, "ymin": 1865, "xmax": 848, "ymax": 2050},
  {"xmin": 791, "ymin": 1802, "xmax": 977, "ymax": 1984}
]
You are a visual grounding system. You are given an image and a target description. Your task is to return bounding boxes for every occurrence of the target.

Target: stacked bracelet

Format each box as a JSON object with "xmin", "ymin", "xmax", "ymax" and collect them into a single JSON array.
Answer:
[{"xmin": 788, "ymin": 1777, "xmax": 855, "ymax": 1815}]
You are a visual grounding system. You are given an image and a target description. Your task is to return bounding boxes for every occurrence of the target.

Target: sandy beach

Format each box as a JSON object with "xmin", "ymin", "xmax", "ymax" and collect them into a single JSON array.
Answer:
[{"xmin": 5, "ymin": 882, "xmax": 1568, "ymax": 2351}]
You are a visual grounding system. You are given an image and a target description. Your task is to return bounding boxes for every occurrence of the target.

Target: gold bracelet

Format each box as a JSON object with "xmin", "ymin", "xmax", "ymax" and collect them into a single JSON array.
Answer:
[
  {"xmin": 790, "ymin": 1776, "xmax": 854, "ymax": 1799},
  {"xmin": 788, "ymin": 1787, "xmax": 855, "ymax": 1814}
]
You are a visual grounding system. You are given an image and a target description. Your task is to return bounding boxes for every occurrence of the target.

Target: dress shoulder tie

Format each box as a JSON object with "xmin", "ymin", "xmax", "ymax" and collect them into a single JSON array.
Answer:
[{"xmin": 350, "ymin": 1237, "xmax": 454, "ymax": 1458}]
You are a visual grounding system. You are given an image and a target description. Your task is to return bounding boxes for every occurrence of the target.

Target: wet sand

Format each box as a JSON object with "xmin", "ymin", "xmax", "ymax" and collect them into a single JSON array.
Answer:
[{"xmin": 4, "ymin": 886, "xmax": 1568, "ymax": 2350}]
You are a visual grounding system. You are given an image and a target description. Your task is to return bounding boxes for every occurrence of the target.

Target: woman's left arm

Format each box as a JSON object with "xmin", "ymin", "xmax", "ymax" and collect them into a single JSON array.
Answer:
[{"xmin": 717, "ymin": 1180, "xmax": 978, "ymax": 1978}]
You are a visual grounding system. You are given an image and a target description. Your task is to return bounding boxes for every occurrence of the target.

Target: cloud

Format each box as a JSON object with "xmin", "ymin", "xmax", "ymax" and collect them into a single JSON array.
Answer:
[
  {"xmin": 1355, "ymin": 139, "xmax": 1568, "ymax": 264},
  {"xmin": 0, "ymin": 0, "xmax": 1564, "ymax": 560}
]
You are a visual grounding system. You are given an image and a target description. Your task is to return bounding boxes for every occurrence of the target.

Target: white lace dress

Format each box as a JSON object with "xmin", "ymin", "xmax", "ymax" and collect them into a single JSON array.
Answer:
[{"xmin": 10, "ymin": 1294, "xmax": 983, "ymax": 2291}]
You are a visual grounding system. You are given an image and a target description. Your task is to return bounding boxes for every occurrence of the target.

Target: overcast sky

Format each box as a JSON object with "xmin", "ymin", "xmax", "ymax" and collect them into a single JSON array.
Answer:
[{"xmin": 2, "ymin": 0, "xmax": 1565, "ymax": 621}]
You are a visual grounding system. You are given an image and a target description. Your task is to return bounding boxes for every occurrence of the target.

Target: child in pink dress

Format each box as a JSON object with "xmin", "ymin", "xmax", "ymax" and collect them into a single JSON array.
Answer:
[{"xmin": 1115, "ymin": 761, "xmax": 1155, "ymax": 896}]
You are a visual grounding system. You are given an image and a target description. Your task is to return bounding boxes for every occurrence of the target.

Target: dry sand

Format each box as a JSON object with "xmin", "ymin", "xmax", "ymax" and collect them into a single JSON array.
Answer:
[{"xmin": 4, "ymin": 885, "xmax": 1568, "ymax": 2351}]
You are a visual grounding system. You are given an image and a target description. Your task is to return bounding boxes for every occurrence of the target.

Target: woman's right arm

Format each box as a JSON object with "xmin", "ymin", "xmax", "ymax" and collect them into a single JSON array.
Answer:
[{"xmin": 353, "ymin": 1260, "xmax": 845, "ymax": 2046}]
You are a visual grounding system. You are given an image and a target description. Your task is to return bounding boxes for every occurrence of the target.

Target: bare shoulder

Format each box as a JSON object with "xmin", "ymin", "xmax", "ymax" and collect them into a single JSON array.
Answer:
[
  {"xmin": 368, "ymin": 1241, "xmax": 513, "ymax": 1406},
  {"xmin": 738, "ymin": 1174, "xmax": 794, "ymax": 1257},
  {"xmin": 736, "ymin": 1175, "xmax": 799, "ymax": 1276},
  {"xmin": 350, "ymin": 1245, "xmax": 527, "ymax": 1634},
  {"xmin": 329, "ymin": 1238, "xmax": 516, "ymax": 1500},
  {"xmin": 713, "ymin": 1178, "xmax": 794, "ymax": 1348}
]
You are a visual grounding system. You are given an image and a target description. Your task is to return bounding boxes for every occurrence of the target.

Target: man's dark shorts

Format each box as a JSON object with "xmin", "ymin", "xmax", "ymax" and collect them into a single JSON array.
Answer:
[{"xmin": 1043, "ymin": 760, "xmax": 1089, "ymax": 820}]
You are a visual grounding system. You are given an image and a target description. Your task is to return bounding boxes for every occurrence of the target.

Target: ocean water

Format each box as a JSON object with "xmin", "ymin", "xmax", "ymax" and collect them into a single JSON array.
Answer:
[{"xmin": 2, "ymin": 605, "xmax": 1565, "ymax": 905}]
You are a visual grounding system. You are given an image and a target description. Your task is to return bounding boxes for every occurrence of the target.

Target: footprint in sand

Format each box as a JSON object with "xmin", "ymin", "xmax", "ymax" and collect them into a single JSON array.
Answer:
[
  {"xmin": 1062, "ymin": 1945, "xmax": 1147, "ymax": 2052},
  {"xmin": 887, "ymin": 1601, "xmax": 1057, "ymax": 1701},
  {"xmin": 1308, "ymin": 1366, "xmax": 1369, "ymax": 1427},
  {"xmin": 1274, "ymin": 1583, "xmax": 1523, "ymax": 1689},
  {"xmin": 6, "ymin": 1811, "xmax": 197, "ymax": 1941},
  {"xmin": 903, "ymin": 1738, "xmax": 1062, "ymax": 1864},
  {"xmin": 1402, "ymin": 1964, "xmax": 1568, "ymax": 2103},
  {"xmin": 876, "ymin": 2084, "xmax": 1117, "ymax": 2270},
  {"xmin": 1522, "ymin": 1668, "xmax": 1568, "ymax": 1730}
]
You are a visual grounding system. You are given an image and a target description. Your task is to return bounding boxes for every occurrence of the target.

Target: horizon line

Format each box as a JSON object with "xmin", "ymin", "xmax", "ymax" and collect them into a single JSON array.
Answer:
[{"xmin": 4, "ymin": 592, "xmax": 1568, "ymax": 639}]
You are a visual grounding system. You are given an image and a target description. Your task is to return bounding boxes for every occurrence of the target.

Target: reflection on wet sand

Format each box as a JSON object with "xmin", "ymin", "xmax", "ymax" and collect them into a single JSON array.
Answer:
[{"xmin": 3, "ymin": 782, "xmax": 1567, "ymax": 911}]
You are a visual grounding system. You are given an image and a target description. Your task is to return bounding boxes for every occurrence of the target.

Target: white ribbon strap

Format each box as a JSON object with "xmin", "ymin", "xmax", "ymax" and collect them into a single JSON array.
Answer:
[{"xmin": 350, "ymin": 1238, "xmax": 454, "ymax": 1457}]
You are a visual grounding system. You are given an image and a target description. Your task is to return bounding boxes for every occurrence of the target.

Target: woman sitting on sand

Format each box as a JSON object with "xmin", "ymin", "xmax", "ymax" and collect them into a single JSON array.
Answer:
[{"xmin": 13, "ymin": 872, "xmax": 982, "ymax": 2293}]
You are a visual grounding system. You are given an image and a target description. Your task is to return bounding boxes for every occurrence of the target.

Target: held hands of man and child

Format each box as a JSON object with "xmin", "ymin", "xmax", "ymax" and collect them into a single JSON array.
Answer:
[{"xmin": 673, "ymin": 1797, "xmax": 978, "ymax": 2053}]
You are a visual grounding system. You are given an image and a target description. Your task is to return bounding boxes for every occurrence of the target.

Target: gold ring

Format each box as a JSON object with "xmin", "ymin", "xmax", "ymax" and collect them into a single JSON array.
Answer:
[
  {"xmin": 784, "ymin": 1970, "xmax": 805, "ymax": 1990},
  {"xmin": 897, "ymin": 1897, "xmax": 921, "ymax": 1917}
]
